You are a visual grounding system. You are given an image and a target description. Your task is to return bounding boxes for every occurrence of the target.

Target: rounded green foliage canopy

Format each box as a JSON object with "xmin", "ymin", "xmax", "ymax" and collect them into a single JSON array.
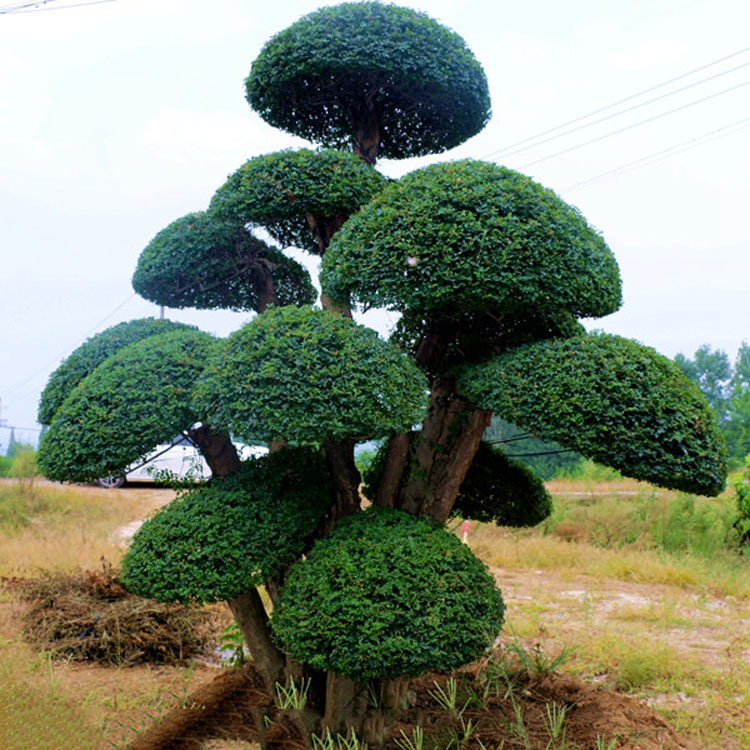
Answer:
[
  {"xmin": 246, "ymin": 3, "xmax": 490, "ymax": 159},
  {"xmin": 457, "ymin": 333, "xmax": 727, "ymax": 496},
  {"xmin": 121, "ymin": 449, "xmax": 332, "ymax": 603},
  {"xmin": 38, "ymin": 318, "xmax": 194, "ymax": 426},
  {"xmin": 38, "ymin": 329, "xmax": 215, "ymax": 483},
  {"xmin": 321, "ymin": 161, "xmax": 622, "ymax": 318},
  {"xmin": 132, "ymin": 212, "xmax": 315, "ymax": 311},
  {"xmin": 194, "ymin": 306, "xmax": 428, "ymax": 446},
  {"xmin": 453, "ymin": 442, "xmax": 552, "ymax": 527},
  {"xmin": 271, "ymin": 506, "xmax": 505, "ymax": 680},
  {"xmin": 210, "ymin": 150, "xmax": 386, "ymax": 255}
]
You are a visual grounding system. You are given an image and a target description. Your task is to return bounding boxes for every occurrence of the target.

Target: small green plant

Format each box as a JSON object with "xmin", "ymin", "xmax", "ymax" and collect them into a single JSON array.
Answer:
[
  {"xmin": 275, "ymin": 675, "xmax": 311, "ymax": 710},
  {"xmin": 312, "ymin": 728, "xmax": 367, "ymax": 750},
  {"xmin": 217, "ymin": 622, "xmax": 246, "ymax": 667},
  {"xmin": 543, "ymin": 702, "xmax": 568, "ymax": 749},
  {"xmin": 507, "ymin": 640, "xmax": 570, "ymax": 676},
  {"xmin": 393, "ymin": 727, "xmax": 423, "ymax": 750},
  {"xmin": 43, "ymin": 652, "xmax": 72, "ymax": 702},
  {"xmin": 507, "ymin": 696, "xmax": 532, "ymax": 750},
  {"xmin": 594, "ymin": 735, "xmax": 618, "ymax": 750},
  {"xmin": 428, "ymin": 677, "xmax": 459, "ymax": 711},
  {"xmin": 10, "ymin": 446, "xmax": 39, "ymax": 495},
  {"xmin": 732, "ymin": 480, "xmax": 750, "ymax": 545}
]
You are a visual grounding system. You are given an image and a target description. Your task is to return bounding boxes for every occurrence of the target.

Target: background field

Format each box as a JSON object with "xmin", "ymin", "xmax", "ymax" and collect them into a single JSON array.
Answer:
[{"xmin": 1, "ymin": 473, "xmax": 749, "ymax": 749}]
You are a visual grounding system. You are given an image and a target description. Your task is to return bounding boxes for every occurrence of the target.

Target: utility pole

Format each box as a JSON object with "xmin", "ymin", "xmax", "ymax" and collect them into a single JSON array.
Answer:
[{"xmin": 0, "ymin": 397, "xmax": 7, "ymax": 455}]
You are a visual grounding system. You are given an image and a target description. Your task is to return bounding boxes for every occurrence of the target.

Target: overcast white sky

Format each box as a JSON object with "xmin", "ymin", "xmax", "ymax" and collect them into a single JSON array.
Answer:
[{"xmin": 1, "ymin": 0, "xmax": 749, "ymax": 450}]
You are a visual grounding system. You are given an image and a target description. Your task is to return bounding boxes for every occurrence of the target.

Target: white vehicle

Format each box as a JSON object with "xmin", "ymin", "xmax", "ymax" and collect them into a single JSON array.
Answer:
[{"xmin": 96, "ymin": 437, "xmax": 266, "ymax": 488}]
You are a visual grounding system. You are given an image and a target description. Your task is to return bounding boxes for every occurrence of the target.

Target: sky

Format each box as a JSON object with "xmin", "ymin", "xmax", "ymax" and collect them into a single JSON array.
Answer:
[{"xmin": 1, "ymin": 0, "xmax": 749, "ymax": 450}]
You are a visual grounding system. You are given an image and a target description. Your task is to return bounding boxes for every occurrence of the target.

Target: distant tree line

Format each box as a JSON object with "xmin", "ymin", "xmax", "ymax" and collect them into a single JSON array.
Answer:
[{"xmin": 675, "ymin": 343, "xmax": 750, "ymax": 466}]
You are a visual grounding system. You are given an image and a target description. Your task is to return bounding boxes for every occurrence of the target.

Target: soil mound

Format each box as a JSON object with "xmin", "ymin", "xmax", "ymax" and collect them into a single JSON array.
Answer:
[{"xmin": 124, "ymin": 661, "xmax": 696, "ymax": 749}]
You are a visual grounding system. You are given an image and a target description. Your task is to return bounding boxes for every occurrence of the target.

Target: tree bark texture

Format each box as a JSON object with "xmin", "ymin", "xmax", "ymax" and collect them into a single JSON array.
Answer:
[
  {"xmin": 352, "ymin": 102, "xmax": 381, "ymax": 165},
  {"xmin": 188, "ymin": 425, "xmax": 240, "ymax": 477},
  {"xmin": 255, "ymin": 258, "xmax": 280, "ymax": 313},
  {"xmin": 373, "ymin": 432, "xmax": 412, "ymax": 509},
  {"xmin": 395, "ymin": 376, "xmax": 491, "ymax": 522},
  {"xmin": 227, "ymin": 590, "xmax": 285, "ymax": 693},
  {"xmin": 303, "ymin": 211, "xmax": 353, "ymax": 318},
  {"xmin": 319, "ymin": 439, "xmax": 361, "ymax": 536}
]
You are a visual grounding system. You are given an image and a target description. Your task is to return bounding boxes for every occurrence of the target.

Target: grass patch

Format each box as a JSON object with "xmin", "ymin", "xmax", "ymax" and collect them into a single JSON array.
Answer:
[
  {"xmin": 0, "ymin": 648, "xmax": 103, "ymax": 750},
  {"xmin": 0, "ymin": 631, "xmax": 213, "ymax": 750},
  {"xmin": 578, "ymin": 632, "xmax": 697, "ymax": 692},
  {"xmin": 0, "ymin": 480, "xmax": 170, "ymax": 575},
  {"xmin": 467, "ymin": 479, "xmax": 750, "ymax": 600}
]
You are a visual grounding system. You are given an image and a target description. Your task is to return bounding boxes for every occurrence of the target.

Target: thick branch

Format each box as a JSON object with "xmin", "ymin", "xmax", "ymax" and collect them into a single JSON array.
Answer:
[
  {"xmin": 352, "ymin": 96, "xmax": 381, "ymax": 165},
  {"xmin": 395, "ymin": 377, "xmax": 490, "ymax": 521},
  {"xmin": 227, "ymin": 590, "xmax": 285, "ymax": 692},
  {"xmin": 188, "ymin": 424, "xmax": 240, "ymax": 477},
  {"xmin": 254, "ymin": 256, "xmax": 279, "ymax": 313},
  {"xmin": 304, "ymin": 211, "xmax": 353, "ymax": 317},
  {"xmin": 423, "ymin": 406, "xmax": 491, "ymax": 522},
  {"xmin": 373, "ymin": 432, "xmax": 411, "ymax": 508},
  {"xmin": 320, "ymin": 439, "xmax": 361, "ymax": 534}
]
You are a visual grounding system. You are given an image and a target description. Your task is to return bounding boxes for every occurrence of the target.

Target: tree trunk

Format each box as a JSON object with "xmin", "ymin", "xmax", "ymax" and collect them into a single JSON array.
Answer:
[
  {"xmin": 353, "ymin": 108, "xmax": 381, "ymax": 165},
  {"xmin": 255, "ymin": 261, "xmax": 279, "ymax": 313},
  {"xmin": 373, "ymin": 432, "xmax": 411, "ymax": 508},
  {"xmin": 323, "ymin": 673, "xmax": 368, "ymax": 737},
  {"xmin": 422, "ymin": 405, "xmax": 491, "ymax": 522},
  {"xmin": 227, "ymin": 590, "xmax": 285, "ymax": 692},
  {"xmin": 395, "ymin": 377, "xmax": 490, "ymax": 522},
  {"xmin": 304, "ymin": 212, "xmax": 347, "ymax": 256},
  {"xmin": 304, "ymin": 211, "xmax": 353, "ymax": 318},
  {"xmin": 188, "ymin": 425, "xmax": 240, "ymax": 476},
  {"xmin": 320, "ymin": 439, "xmax": 361, "ymax": 535}
]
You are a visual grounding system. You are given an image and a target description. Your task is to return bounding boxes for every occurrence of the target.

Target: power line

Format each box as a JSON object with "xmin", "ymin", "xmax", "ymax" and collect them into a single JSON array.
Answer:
[
  {"xmin": 491, "ymin": 61, "xmax": 750, "ymax": 162},
  {"xmin": 482, "ymin": 45, "xmax": 750, "ymax": 160},
  {"xmin": 519, "ymin": 79, "xmax": 750, "ymax": 169},
  {"xmin": 0, "ymin": 0, "xmax": 115, "ymax": 13},
  {"xmin": 505, "ymin": 449, "xmax": 576, "ymax": 458},
  {"xmin": 0, "ymin": 0, "xmax": 56, "ymax": 12},
  {"xmin": 564, "ymin": 116, "xmax": 750, "ymax": 192},
  {"xmin": 0, "ymin": 424, "xmax": 43, "ymax": 433},
  {"xmin": 486, "ymin": 434, "xmax": 534, "ymax": 445}
]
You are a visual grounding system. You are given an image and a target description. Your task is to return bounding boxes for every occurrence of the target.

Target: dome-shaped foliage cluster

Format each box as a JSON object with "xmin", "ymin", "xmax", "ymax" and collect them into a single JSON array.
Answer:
[
  {"xmin": 121, "ymin": 448, "xmax": 332, "ymax": 603},
  {"xmin": 194, "ymin": 305, "xmax": 428, "ymax": 446},
  {"xmin": 38, "ymin": 329, "xmax": 215, "ymax": 483},
  {"xmin": 210, "ymin": 150, "xmax": 386, "ymax": 254},
  {"xmin": 246, "ymin": 3, "xmax": 490, "ymax": 159},
  {"xmin": 132, "ymin": 212, "xmax": 315, "ymax": 311},
  {"xmin": 321, "ymin": 161, "xmax": 622, "ymax": 318},
  {"xmin": 271, "ymin": 506, "xmax": 505, "ymax": 680},
  {"xmin": 457, "ymin": 333, "xmax": 728, "ymax": 496},
  {"xmin": 38, "ymin": 318, "xmax": 195, "ymax": 426},
  {"xmin": 453, "ymin": 442, "xmax": 552, "ymax": 527}
]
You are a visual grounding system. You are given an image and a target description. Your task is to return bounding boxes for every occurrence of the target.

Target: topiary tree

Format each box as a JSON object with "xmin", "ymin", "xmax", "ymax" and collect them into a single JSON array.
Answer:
[{"xmin": 37, "ymin": 3, "xmax": 727, "ymax": 746}]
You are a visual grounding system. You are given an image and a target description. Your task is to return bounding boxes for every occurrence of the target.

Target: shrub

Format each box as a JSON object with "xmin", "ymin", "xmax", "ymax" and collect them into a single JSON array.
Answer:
[
  {"xmin": 453, "ymin": 442, "xmax": 552, "ymax": 527},
  {"xmin": 122, "ymin": 449, "xmax": 332, "ymax": 603},
  {"xmin": 271, "ymin": 506, "xmax": 505, "ymax": 680}
]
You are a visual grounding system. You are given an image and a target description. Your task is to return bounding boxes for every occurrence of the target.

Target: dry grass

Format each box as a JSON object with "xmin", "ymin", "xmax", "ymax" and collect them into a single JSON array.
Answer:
[
  {"xmin": 468, "ymin": 477, "xmax": 750, "ymax": 750},
  {"xmin": 2, "ymin": 477, "xmax": 750, "ymax": 749},
  {"xmin": 0, "ymin": 479, "xmax": 171, "ymax": 575}
]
